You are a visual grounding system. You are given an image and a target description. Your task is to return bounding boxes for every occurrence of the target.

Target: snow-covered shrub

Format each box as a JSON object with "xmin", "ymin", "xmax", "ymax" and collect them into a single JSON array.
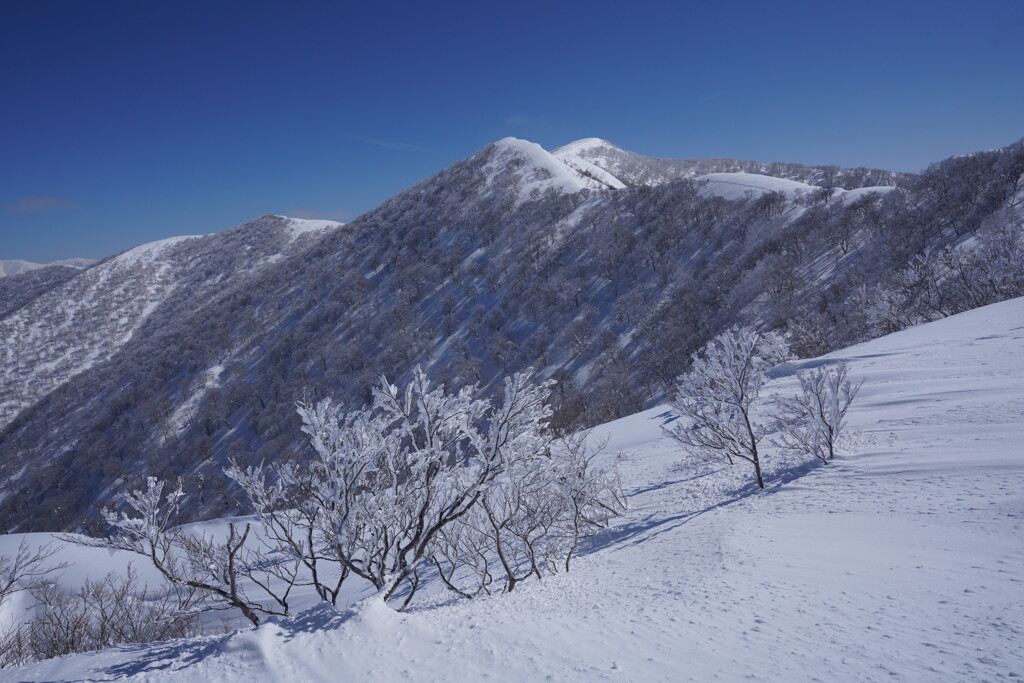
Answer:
[
  {"xmin": 772, "ymin": 362, "xmax": 861, "ymax": 464},
  {"xmin": 431, "ymin": 431, "xmax": 624, "ymax": 595},
  {"xmin": 81, "ymin": 477, "xmax": 296, "ymax": 626},
  {"xmin": 666, "ymin": 326, "xmax": 791, "ymax": 489},
  {"xmin": 231, "ymin": 367, "xmax": 624, "ymax": 608}
]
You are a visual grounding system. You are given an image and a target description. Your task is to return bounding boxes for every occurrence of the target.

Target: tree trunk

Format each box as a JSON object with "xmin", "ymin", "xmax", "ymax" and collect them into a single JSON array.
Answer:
[{"xmin": 752, "ymin": 452, "xmax": 765, "ymax": 489}]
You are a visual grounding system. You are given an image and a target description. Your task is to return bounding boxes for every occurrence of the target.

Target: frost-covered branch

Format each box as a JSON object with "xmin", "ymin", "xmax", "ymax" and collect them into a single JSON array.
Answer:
[
  {"xmin": 665, "ymin": 326, "xmax": 791, "ymax": 489},
  {"xmin": 772, "ymin": 362, "xmax": 862, "ymax": 463}
]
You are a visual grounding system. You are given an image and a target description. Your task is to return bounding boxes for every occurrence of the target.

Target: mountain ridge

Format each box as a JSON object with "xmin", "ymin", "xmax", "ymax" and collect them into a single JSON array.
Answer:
[
  {"xmin": 0, "ymin": 135, "xmax": 1020, "ymax": 531},
  {"xmin": 0, "ymin": 258, "xmax": 94, "ymax": 278}
]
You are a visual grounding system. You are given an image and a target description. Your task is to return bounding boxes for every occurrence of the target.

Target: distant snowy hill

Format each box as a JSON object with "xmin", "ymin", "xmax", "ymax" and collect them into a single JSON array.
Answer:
[
  {"xmin": 552, "ymin": 137, "xmax": 908, "ymax": 189},
  {"xmin": 4, "ymin": 296, "xmax": 1022, "ymax": 681},
  {"xmin": 0, "ymin": 258, "xmax": 93, "ymax": 278},
  {"xmin": 0, "ymin": 135, "xmax": 1020, "ymax": 532},
  {"xmin": 0, "ymin": 215, "xmax": 341, "ymax": 454}
]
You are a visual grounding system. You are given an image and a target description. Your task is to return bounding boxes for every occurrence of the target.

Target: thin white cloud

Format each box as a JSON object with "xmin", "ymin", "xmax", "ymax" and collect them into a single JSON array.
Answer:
[
  {"xmin": 697, "ymin": 93, "xmax": 721, "ymax": 104},
  {"xmin": 4, "ymin": 195, "xmax": 77, "ymax": 214}
]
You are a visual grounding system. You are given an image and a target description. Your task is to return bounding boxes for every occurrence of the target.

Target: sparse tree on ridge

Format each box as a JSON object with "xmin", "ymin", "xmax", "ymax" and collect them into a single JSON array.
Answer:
[
  {"xmin": 772, "ymin": 362, "xmax": 861, "ymax": 464},
  {"xmin": 666, "ymin": 326, "xmax": 791, "ymax": 489}
]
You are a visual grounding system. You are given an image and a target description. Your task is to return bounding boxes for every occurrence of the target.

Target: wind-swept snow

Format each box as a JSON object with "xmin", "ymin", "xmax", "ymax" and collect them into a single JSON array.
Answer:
[
  {"xmin": 4, "ymin": 297, "xmax": 1023, "ymax": 681},
  {"xmin": 695, "ymin": 172, "xmax": 897, "ymax": 205},
  {"xmin": 552, "ymin": 150, "xmax": 627, "ymax": 190},
  {"xmin": 552, "ymin": 137, "xmax": 617, "ymax": 157}
]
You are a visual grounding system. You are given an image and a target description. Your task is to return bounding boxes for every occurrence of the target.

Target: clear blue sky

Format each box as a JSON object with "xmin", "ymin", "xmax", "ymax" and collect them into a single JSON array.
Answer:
[{"xmin": 2, "ymin": 0, "xmax": 1022, "ymax": 263}]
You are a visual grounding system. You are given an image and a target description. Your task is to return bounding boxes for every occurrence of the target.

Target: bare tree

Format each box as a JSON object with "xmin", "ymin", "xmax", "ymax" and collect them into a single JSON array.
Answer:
[
  {"xmin": 0, "ymin": 540, "xmax": 66, "ymax": 604},
  {"xmin": 0, "ymin": 565, "xmax": 200, "ymax": 669},
  {"xmin": 76, "ymin": 477, "xmax": 295, "ymax": 626},
  {"xmin": 431, "ymin": 431, "xmax": 624, "ymax": 596},
  {"xmin": 234, "ymin": 368, "xmax": 624, "ymax": 608}
]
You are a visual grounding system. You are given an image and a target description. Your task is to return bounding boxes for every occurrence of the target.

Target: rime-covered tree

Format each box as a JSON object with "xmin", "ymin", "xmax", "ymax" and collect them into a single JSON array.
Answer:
[
  {"xmin": 232, "ymin": 368, "xmax": 623, "ymax": 607},
  {"xmin": 79, "ymin": 477, "xmax": 297, "ymax": 626},
  {"xmin": 666, "ymin": 326, "xmax": 791, "ymax": 489},
  {"xmin": 772, "ymin": 362, "xmax": 861, "ymax": 463}
]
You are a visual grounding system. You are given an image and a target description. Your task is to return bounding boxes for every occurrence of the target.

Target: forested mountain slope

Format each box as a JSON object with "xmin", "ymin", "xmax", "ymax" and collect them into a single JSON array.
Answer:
[{"xmin": 0, "ymin": 137, "xmax": 1021, "ymax": 531}]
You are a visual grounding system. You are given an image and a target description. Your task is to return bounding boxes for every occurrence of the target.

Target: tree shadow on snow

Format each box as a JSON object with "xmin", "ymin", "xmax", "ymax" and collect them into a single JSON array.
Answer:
[
  {"xmin": 97, "ymin": 636, "xmax": 228, "ymax": 679},
  {"xmin": 578, "ymin": 494, "xmax": 747, "ymax": 557},
  {"xmin": 579, "ymin": 455, "xmax": 825, "ymax": 558}
]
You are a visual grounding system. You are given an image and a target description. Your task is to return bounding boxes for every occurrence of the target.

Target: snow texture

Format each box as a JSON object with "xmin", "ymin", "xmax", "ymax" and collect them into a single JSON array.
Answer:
[
  {"xmin": 3, "ymin": 296, "xmax": 1023, "ymax": 681},
  {"xmin": 695, "ymin": 172, "xmax": 819, "ymax": 200}
]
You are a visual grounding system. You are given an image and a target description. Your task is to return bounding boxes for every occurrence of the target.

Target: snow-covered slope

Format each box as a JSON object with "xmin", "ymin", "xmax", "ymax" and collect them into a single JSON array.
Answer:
[
  {"xmin": 553, "ymin": 137, "xmax": 907, "ymax": 190},
  {"xmin": 695, "ymin": 171, "xmax": 820, "ymax": 200},
  {"xmin": 688, "ymin": 171, "xmax": 897, "ymax": 202},
  {"xmin": 6, "ymin": 297, "xmax": 1022, "ymax": 681},
  {"xmin": 694, "ymin": 172, "xmax": 898, "ymax": 202},
  {"xmin": 478, "ymin": 137, "xmax": 617, "ymax": 202},
  {"xmin": 0, "ymin": 216, "xmax": 340, "ymax": 431},
  {"xmin": 0, "ymin": 258, "xmax": 93, "ymax": 278}
]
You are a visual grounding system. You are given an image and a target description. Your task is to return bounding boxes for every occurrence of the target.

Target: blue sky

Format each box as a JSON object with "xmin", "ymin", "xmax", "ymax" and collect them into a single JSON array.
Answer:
[{"xmin": 2, "ymin": 0, "xmax": 1022, "ymax": 263}]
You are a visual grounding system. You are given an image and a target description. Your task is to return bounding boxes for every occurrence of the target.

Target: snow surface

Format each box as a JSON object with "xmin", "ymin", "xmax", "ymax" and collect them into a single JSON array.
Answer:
[
  {"xmin": 109, "ymin": 234, "xmax": 203, "ymax": 268},
  {"xmin": 694, "ymin": 173, "xmax": 896, "ymax": 205},
  {"xmin": 551, "ymin": 137, "xmax": 617, "ymax": 157},
  {"xmin": 838, "ymin": 184, "xmax": 897, "ymax": 203},
  {"xmin": 4, "ymin": 297, "xmax": 1024, "ymax": 681},
  {"xmin": 484, "ymin": 138, "xmax": 613, "ymax": 201},
  {"xmin": 0, "ymin": 258, "xmax": 93, "ymax": 277},
  {"xmin": 274, "ymin": 216, "xmax": 344, "ymax": 239},
  {"xmin": 695, "ymin": 172, "xmax": 818, "ymax": 200},
  {"xmin": 551, "ymin": 150, "xmax": 627, "ymax": 190}
]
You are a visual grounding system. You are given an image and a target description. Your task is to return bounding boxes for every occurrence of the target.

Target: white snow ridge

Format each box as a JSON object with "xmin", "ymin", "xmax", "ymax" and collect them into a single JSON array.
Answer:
[{"xmin": 4, "ymin": 296, "xmax": 1023, "ymax": 681}]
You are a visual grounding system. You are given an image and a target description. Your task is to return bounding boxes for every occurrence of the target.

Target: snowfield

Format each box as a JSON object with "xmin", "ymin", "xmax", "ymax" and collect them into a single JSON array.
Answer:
[
  {"xmin": 695, "ymin": 171, "xmax": 819, "ymax": 200},
  {"xmin": 3, "ymin": 297, "xmax": 1023, "ymax": 681}
]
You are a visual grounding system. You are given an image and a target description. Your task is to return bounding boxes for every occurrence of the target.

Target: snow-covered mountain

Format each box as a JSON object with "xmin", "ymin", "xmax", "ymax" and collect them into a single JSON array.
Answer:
[
  {"xmin": 0, "ymin": 258, "xmax": 93, "ymax": 278},
  {"xmin": 3, "ymin": 296, "xmax": 1022, "ymax": 681},
  {"xmin": 0, "ymin": 216, "xmax": 341, "ymax": 437},
  {"xmin": 0, "ymin": 135, "xmax": 1020, "ymax": 532},
  {"xmin": 552, "ymin": 137, "xmax": 908, "ymax": 189}
]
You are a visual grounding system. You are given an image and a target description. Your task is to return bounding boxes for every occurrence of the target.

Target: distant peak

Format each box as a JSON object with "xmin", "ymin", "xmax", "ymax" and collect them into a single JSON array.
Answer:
[
  {"xmin": 552, "ymin": 138, "xmax": 620, "ymax": 156},
  {"xmin": 491, "ymin": 137, "xmax": 543, "ymax": 152}
]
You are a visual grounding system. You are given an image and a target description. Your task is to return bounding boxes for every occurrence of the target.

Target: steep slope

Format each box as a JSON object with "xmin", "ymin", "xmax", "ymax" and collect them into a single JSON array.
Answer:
[
  {"xmin": 0, "ymin": 136, "xmax": 1020, "ymax": 532},
  {"xmin": 0, "ymin": 265, "xmax": 86, "ymax": 319},
  {"xmin": 5, "ymin": 296, "xmax": 1022, "ymax": 681}
]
